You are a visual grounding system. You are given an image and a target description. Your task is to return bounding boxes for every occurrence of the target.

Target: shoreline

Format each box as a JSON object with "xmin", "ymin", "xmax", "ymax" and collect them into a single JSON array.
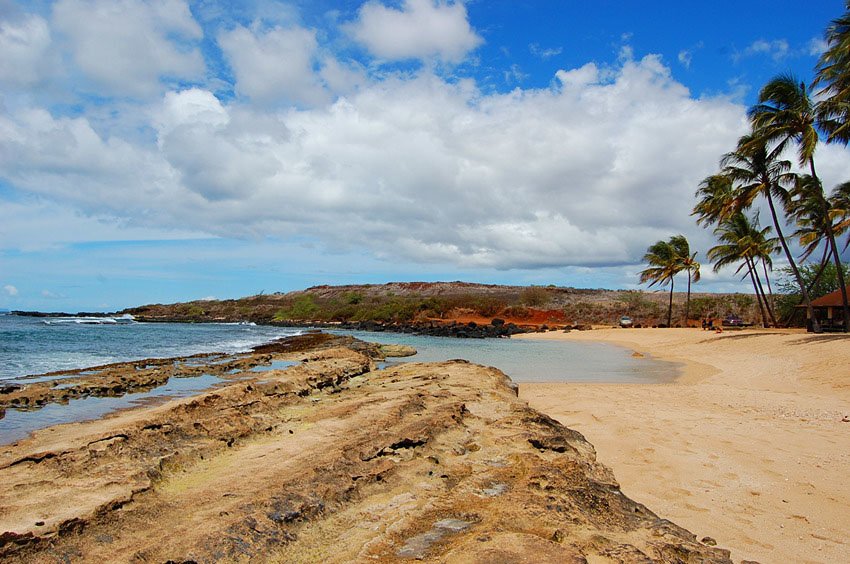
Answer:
[{"xmin": 516, "ymin": 328, "xmax": 850, "ymax": 563}]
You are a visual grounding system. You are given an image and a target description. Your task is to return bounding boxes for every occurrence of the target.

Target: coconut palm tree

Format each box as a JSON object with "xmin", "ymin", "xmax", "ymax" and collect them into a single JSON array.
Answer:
[
  {"xmin": 707, "ymin": 213, "xmax": 777, "ymax": 327},
  {"xmin": 692, "ymin": 174, "xmax": 739, "ymax": 227},
  {"xmin": 639, "ymin": 238, "xmax": 685, "ymax": 327},
  {"xmin": 721, "ymin": 134, "xmax": 817, "ymax": 330},
  {"xmin": 749, "ymin": 75, "xmax": 820, "ymax": 170},
  {"xmin": 749, "ymin": 74, "xmax": 849, "ymax": 331},
  {"xmin": 815, "ymin": 2, "xmax": 850, "ymax": 144},
  {"xmin": 669, "ymin": 235, "xmax": 701, "ymax": 323}
]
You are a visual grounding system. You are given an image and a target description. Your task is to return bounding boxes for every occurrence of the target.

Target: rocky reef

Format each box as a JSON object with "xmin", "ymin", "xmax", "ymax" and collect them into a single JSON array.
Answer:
[{"xmin": 0, "ymin": 337, "xmax": 731, "ymax": 562}]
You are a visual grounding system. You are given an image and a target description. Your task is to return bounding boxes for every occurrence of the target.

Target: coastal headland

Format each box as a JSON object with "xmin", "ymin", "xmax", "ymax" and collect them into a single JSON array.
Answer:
[
  {"xmin": 116, "ymin": 281, "xmax": 767, "ymax": 333},
  {"xmin": 0, "ymin": 333, "xmax": 730, "ymax": 562},
  {"xmin": 518, "ymin": 328, "xmax": 850, "ymax": 564}
]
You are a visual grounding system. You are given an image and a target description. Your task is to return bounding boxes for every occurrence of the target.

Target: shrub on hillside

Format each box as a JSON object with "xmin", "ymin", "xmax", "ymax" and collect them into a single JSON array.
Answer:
[{"xmin": 519, "ymin": 286, "xmax": 551, "ymax": 307}]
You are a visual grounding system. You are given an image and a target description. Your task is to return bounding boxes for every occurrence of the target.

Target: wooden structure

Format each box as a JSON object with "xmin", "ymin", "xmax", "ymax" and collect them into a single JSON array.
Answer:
[{"xmin": 804, "ymin": 286, "xmax": 850, "ymax": 332}]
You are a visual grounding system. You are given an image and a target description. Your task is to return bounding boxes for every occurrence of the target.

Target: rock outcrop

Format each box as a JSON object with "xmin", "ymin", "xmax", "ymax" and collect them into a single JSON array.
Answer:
[{"xmin": 0, "ymin": 343, "xmax": 732, "ymax": 563}]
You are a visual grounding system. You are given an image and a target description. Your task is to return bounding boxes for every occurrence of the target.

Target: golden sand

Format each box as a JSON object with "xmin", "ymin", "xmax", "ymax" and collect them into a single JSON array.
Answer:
[{"xmin": 517, "ymin": 328, "xmax": 850, "ymax": 564}]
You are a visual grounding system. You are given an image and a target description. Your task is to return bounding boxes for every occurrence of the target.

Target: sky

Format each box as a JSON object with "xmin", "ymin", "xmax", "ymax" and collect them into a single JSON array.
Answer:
[{"xmin": 2, "ymin": 0, "xmax": 850, "ymax": 312}]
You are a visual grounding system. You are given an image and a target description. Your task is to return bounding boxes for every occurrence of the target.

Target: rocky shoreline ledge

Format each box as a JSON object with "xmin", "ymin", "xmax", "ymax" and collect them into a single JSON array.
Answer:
[{"xmin": 0, "ymin": 334, "xmax": 731, "ymax": 562}]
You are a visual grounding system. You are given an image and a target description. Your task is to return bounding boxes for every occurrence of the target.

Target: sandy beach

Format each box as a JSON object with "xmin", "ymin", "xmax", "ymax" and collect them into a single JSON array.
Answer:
[{"xmin": 517, "ymin": 328, "xmax": 850, "ymax": 564}]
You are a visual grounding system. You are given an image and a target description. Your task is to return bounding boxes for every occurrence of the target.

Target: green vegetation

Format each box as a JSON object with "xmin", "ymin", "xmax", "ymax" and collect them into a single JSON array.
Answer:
[{"xmin": 273, "ymin": 295, "xmax": 320, "ymax": 321}]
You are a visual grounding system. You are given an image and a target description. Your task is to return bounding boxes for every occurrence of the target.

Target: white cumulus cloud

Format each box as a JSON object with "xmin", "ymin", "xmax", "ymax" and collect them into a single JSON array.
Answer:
[
  {"xmin": 3, "ymin": 284, "xmax": 18, "ymax": 296},
  {"xmin": 218, "ymin": 24, "xmax": 331, "ymax": 107},
  {"xmin": 0, "ymin": 13, "xmax": 56, "ymax": 87},
  {"xmin": 52, "ymin": 0, "xmax": 205, "ymax": 97},
  {"xmin": 0, "ymin": 53, "xmax": 786, "ymax": 269},
  {"xmin": 347, "ymin": 0, "xmax": 483, "ymax": 63}
]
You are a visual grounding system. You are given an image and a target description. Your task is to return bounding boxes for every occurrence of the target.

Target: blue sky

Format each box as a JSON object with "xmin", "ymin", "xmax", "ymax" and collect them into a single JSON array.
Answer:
[{"xmin": 1, "ymin": 0, "xmax": 849, "ymax": 311}]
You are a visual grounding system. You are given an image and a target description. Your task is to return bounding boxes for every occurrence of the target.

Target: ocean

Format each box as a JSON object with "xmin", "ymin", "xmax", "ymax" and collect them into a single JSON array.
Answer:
[
  {"xmin": 0, "ymin": 314, "xmax": 302, "ymax": 381},
  {"xmin": 0, "ymin": 314, "xmax": 678, "ymax": 384}
]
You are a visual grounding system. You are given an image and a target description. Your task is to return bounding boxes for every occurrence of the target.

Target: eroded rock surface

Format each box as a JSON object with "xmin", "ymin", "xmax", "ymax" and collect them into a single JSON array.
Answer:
[
  {"xmin": 0, "ymin": 345, "xmax": 731, "ymax": 563},
  {"xmin": 0, "ymin": 333, "xmax": 379, "ymax": 414}
]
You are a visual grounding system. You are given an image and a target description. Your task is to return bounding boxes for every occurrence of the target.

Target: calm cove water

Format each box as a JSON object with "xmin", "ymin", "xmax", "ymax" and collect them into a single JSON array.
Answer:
[{"xmin": 330, "ymin": 329, "xmax": 678, "ymax": 383}]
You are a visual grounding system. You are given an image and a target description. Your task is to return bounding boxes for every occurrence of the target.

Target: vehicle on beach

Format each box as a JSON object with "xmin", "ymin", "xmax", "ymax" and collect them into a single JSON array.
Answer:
[
  {"xmin": 619, "ymin": 315, "xmax": 634, "ymax": 327},
  {"xmin": 722, "ymin": 314, "xmax": 744, "ymax": 327}
]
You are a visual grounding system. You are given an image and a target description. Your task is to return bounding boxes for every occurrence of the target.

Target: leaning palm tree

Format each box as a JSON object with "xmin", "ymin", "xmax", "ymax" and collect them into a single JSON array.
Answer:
[
  {"xmin": 692, "ymin": 174, "xmax": 739, "ymax": 227},
  {"xmin": 749, "ymin": 74, "xmax": 849, "ymax": 331},
  {"xmin": 639, "ymin": 238, "xmax": 684, "ymax": 327},
  {"xmin": 669, "ymin": 235, "xmax": 700, "ymax": 323},
  {"xmin": 749, "ymin": 74, "xmax": 820, "ymax": 172},
  {"xmin": 721, "ymin": 134, "xmax": 817, "ymax": 330},
  {"xmin": 708, "ymin": 213, "xmax": 776, "ymax": 327},
  {"xmin": 815, "ymin": 1, "xmax": 850, "ymax": 144}
]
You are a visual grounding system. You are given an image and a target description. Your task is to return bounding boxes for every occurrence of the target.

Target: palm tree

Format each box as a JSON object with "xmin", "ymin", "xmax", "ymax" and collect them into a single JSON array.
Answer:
[
  {"xmin": 721, "ymin": 134, "xmax": 818, "ymax": 330},
  {"xmin": 815, "ymin": 2, "xmax": 850, "ymax": 144},
  {"xmin": 693, "ymin": 174, "xmax": 739, "ymax": 227},
  {"xmin": 669, "ymin": 235, "xmax": 701, "ymax": 323},
  {"xmin": 639, "ymin": 238, "xmax": 685, "ymax": 327},
  {"xmin": 749, "ymin": 75, "xmax": 820, "ymax": 171},
  {"xmin": 708, "ymin": 213, "xmax": 777, "ymax": 327},
  {"xmin": 791, "ymin": 175, "xmax": 837, "ymax": 260},
  {"xmin": 829, "ymin": 180, "xmax": 850, "ymax": 247},
  {"xmin": 749, "ymin": 74, "xmax": 850, "ymax": 331}
]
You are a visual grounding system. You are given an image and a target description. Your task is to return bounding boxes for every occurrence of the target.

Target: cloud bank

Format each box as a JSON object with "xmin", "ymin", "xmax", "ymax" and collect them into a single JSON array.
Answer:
[{"xmin": 1, "ymin": 0, "xmax": 849, "ymax": 283}]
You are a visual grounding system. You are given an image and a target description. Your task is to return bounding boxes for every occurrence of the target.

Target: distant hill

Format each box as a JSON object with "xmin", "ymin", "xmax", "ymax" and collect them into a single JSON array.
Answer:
[{"xmin": 122, "ymin": 281, "xmax": 762, "ymax": 329}]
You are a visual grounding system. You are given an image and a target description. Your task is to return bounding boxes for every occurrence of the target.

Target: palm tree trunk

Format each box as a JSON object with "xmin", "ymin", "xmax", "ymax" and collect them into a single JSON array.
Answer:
[
  {"xmin": 781, "ymin": 246, "xmax": 831, "ymax": 326},
  {"xmin": 810, "ymin": 158, "xmax": 850, "ymax": 331},
  {"xmin": 747, "ymin": 258, "xmax": 769, "ymax": 327},
  {"xmin": 807, "ymin": 245, "xmax": 832, "ymax": 294},
  {"xmin": 685, "ymin": 271, "xmax": 692, "ymax": 325},
  {"xmin": 667, "ymin": 277, "xmax": 674, "ymax": 327},
  {"xmin": 765, "ymin": 190, "xmax": 820, "ymax": 332},
  {"xmin": 761, "ymin": 259, "xmax": 774, "ymax": 314},
  {"xmin": 752, "ymin": 259, "xmax": 775, "ymax": 327},
  {"xmin": 761, "ymin": 259, "xmax": 777, "ymax": 327}
]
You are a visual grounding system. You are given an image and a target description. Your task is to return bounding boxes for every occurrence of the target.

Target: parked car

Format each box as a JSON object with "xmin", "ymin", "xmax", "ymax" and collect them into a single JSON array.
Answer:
[
  {"xmin": 619, "ymin": 315, "xmax": 634, "ymax": 328},
  {"xmin": 722, "ymin": 314, "xmax": 744, "ymax": 327}
]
